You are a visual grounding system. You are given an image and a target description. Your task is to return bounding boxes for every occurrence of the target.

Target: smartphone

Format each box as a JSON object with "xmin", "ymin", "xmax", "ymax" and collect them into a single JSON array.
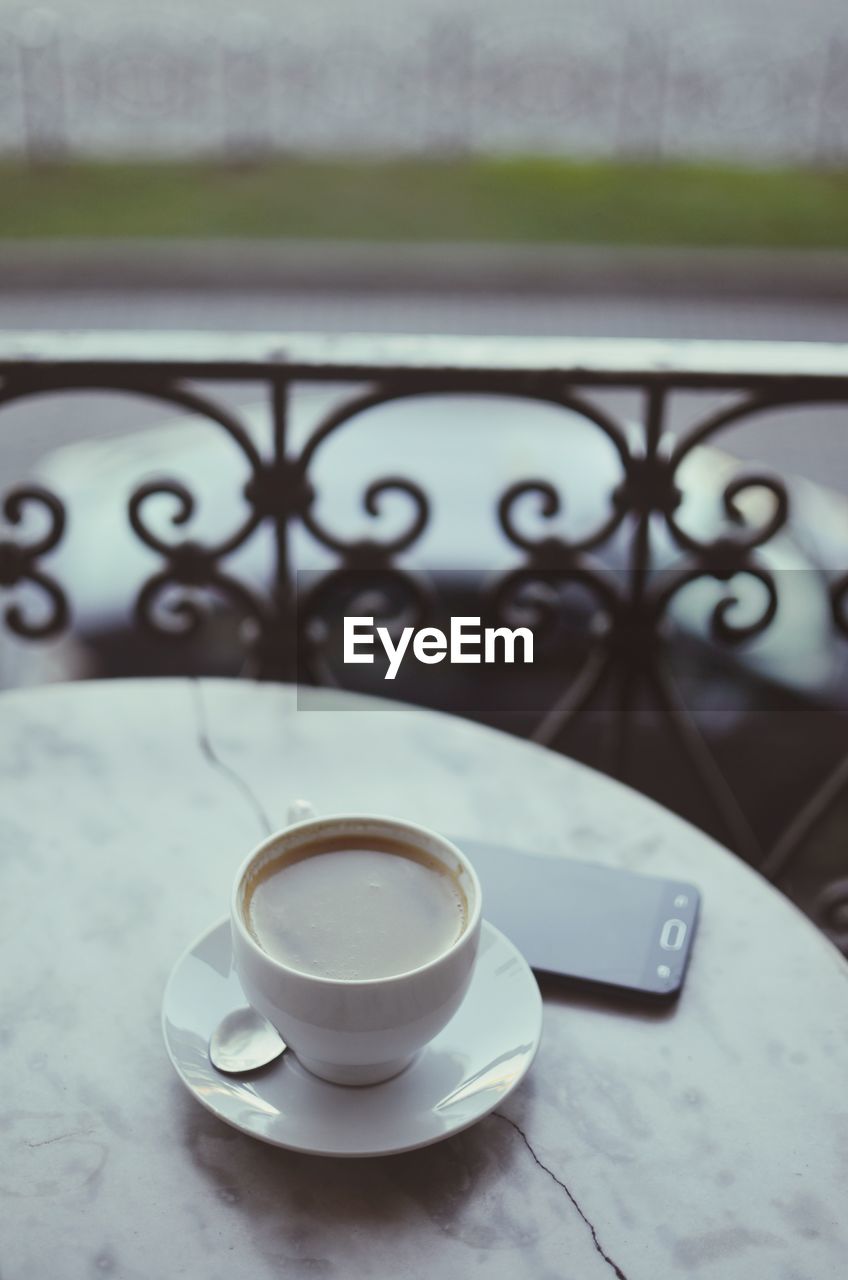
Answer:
[{"xmin": 456, "ymin": 836, "xmax": 700, "ymax": 1001}]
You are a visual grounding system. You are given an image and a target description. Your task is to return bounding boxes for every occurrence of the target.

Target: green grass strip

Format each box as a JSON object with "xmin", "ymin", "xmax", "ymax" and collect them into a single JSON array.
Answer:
[{"xmin": 1, "ymin": 156, "xmax": 847, "ymax": 248}]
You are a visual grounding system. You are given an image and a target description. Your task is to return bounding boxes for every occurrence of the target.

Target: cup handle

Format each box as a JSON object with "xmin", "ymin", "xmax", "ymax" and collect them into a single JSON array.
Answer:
[{"xmin": 287, "ymin": 798, "xmax": 315, "ymax": 826}]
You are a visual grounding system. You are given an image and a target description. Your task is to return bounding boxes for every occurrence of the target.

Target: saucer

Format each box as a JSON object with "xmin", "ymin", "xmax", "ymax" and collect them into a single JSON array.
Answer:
[{"xmin": 162, "ymin": 918, "xmax": 542, "ymax": 1157}]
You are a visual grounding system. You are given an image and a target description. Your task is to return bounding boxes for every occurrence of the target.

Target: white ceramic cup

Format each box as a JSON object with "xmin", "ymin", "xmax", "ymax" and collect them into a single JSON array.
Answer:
[{"xmin": 230, "ymin": 811, "xmax": 482, "ymax": 1086}]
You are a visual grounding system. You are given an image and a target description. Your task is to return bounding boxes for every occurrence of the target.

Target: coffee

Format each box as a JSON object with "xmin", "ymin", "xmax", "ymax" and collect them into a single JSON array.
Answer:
[{"xmin": 244, "ymin": 833, "xmax": 467, "ymax": 980}]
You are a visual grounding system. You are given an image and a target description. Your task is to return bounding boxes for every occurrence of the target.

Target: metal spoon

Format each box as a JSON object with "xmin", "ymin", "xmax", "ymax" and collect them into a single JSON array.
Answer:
[{"xmin": 209, "ymin": 1007, "xmax": 287, "ymax": 1074}]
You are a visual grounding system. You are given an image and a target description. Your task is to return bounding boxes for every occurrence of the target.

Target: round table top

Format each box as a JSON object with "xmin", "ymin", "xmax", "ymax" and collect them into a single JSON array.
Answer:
[{"xmin": 3, "ymin": 678, "xmax": 847, "ymax": 1280}]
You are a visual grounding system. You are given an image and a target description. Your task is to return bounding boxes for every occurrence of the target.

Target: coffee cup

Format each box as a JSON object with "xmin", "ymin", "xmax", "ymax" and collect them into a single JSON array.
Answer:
[{"xmin": 230, "ymin": 812, "xmax": 482, "ymax": 1085}]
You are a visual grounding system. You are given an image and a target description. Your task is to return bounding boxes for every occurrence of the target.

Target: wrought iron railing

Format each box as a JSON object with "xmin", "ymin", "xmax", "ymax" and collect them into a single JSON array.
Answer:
[{"xmin": 2, "ymin": 332, "xmax": 848, "ymax": 945}]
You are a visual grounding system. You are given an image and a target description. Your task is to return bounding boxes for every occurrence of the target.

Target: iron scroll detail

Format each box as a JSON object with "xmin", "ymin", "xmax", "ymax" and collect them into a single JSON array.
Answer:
[{"xmin": 0, "ymin": 484, "xmax": 68, "ymax": 638}]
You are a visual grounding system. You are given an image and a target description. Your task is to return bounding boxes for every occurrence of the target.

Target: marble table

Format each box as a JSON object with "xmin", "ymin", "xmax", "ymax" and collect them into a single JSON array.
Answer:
[{"xmin": 2, "ymin": 678, "xmax": 848, "ymax": 1280}]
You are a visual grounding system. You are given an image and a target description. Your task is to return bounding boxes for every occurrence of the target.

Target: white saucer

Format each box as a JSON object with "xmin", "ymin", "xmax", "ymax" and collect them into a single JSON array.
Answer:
[{"xmin": 162, "ymin": 918, "xmax": 542, "ymax": 1157}]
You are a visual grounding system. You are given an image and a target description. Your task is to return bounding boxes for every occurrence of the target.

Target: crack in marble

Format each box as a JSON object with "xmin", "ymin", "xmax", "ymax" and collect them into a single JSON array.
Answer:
[
  {"xmin": 26, "ymin": 1128, "xmax": 94, "ymax": 1148},
  {"xmin": 494, "ymin": 1114, "xmax": 630, "ymax": 1280},
  {"xmin": 190, "ymin": 680, "xmax": 273, "ymax": 837}
]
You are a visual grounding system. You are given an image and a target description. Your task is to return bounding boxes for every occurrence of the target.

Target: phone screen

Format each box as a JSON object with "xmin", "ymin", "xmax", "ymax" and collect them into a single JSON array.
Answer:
[{"xmin": 456, "ymin": 836, "xmax": 700, "ymax": 1000}]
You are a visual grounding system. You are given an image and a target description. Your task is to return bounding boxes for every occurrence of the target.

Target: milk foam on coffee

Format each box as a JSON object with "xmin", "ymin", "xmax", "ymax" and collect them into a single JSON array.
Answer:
[{"xmin": 244, "ymin": 834, "xmax": 467, "ymax": 980}]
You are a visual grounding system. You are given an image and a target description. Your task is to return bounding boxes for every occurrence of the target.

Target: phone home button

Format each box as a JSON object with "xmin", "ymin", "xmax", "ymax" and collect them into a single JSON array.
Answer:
[{"xmin": 660, "ymin": 918, "xmax": 687, "ymax": 951}]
